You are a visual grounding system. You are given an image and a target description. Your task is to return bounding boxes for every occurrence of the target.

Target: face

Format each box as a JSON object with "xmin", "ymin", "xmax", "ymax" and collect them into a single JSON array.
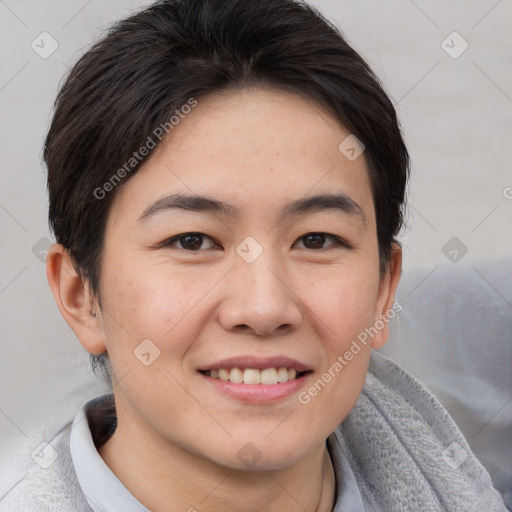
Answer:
[{"xmin": 84, "ymin": 87, "xmax": 399, "ymax": 471}]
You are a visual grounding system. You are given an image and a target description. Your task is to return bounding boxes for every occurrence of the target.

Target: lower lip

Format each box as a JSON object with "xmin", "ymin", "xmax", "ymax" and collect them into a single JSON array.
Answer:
[{"xmin": 199, "ymin": 372, "xmax": 312, "ymax": 403}]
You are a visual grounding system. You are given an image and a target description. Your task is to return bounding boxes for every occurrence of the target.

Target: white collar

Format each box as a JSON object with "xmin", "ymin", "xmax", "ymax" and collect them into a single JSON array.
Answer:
[{"xmin": 69, "ymin": 394, "xmax": 150, "ymax": 512}]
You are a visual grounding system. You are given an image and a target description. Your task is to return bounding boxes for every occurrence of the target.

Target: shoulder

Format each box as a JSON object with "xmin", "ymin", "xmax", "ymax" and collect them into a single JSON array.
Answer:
[
  {"xmin": 0, "ymin": 421, "xmax": 91, "ymax": 512},
  {"xmin": 332, "ymin": 349, "xmax": 508, "ymax": 511}
]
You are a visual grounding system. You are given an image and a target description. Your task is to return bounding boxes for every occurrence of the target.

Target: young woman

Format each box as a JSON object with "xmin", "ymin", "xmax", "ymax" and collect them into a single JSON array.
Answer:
[{"xmin": 1, "ymin": 0, "xmax": 507, "ymax": 510}]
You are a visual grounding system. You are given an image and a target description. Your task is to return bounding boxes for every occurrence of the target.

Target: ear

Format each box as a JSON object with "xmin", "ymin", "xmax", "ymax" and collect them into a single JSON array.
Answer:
[
  {"xmin": 46, "ymin": 243, "xmax": 107, "ymax": 355},
  {"xmin": 371, "ymin": 243, "xmax": 402, "ymax": 349}
]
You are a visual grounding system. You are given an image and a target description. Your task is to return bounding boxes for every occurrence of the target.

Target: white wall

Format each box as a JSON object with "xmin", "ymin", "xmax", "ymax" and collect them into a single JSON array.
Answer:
[{"xmin": 1, "ymin": 0, "xmax": 511, "ymax": 462}]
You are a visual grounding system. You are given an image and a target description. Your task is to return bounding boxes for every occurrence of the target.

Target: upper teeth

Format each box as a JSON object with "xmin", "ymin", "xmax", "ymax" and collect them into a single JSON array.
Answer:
[{"xmin": 208, "ymin": 367, "xmax": 298, "ymax": 385}]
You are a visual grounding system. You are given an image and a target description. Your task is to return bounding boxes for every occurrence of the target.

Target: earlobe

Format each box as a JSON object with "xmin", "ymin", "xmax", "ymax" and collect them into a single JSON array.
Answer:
[
  {"xmin": 46, "ymin": 243, "xmax": 107, "ymax": 354},
  {"xmin": 371, "ymin": 244, "xmax": 402, "ymax": 349}
]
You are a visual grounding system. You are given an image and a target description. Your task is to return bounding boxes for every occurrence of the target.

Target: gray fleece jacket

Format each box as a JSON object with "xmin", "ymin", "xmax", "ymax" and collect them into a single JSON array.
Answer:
[{"xmin": 0, "ymin": 350, "xmax": 508, "ymax": 511}]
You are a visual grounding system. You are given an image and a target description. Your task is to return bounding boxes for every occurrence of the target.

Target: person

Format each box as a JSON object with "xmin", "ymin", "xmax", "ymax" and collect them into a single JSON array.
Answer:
[{"xmin": 0, "ymin": 0, "xmax": 507, "ymax": 510}]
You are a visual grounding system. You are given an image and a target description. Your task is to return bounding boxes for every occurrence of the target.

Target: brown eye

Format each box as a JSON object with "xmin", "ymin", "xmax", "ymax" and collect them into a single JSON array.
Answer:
[
  {"xmin": 295, "ymin": 233, "xmax": 349, "ymax": 250},
  {"xmin": 180, "ymin": 234, "xmax": 203, "ymax": 250},
  {"xmin": 165, "ymin": 233, "xmax": 217, "ymax": 251},
  {"xmin": 302, "ymin": 234, "xmax": 325, "ymax": 249}
]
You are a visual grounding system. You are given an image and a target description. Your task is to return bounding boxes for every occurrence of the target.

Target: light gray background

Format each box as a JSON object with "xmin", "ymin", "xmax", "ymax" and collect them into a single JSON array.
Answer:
[{"xmin": 0, "ymin": 0, "xmax": 511, "ymax": 475}]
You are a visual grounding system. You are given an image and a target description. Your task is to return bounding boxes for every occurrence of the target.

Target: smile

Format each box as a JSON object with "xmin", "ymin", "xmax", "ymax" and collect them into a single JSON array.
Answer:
[{"xmin": 199, "ymin": 367, "xmax": 309, "ymax": 385}]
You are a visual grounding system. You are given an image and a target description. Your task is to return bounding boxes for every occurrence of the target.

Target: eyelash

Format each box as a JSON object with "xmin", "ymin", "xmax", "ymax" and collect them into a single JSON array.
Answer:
[{"xmin": 162, "ymin": 232, "xmax": 351, "ymax": 252}]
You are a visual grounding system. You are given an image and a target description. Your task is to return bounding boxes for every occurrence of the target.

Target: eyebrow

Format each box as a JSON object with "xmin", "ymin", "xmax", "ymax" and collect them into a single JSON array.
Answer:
[{"xmin": 138, "ymin": 192, "xmax": 366, "ymax": 225}]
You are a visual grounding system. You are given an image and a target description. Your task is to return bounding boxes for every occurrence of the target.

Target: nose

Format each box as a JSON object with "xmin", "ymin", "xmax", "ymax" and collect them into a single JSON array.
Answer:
[{"xmin": 218, "ymin": 250, "xmax": 303, "ymax": 337}]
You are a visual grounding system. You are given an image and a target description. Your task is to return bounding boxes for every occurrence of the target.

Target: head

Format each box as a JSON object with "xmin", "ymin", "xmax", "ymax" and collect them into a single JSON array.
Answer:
[{"xmin": 46, "ymin": 0, "xmax": 408, "ymax": 471}]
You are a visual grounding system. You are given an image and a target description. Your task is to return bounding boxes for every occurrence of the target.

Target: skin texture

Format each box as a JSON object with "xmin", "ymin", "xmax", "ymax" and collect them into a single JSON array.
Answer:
[{"xmin": 47, "ymin": 87, "xmax": 402, "ymax": 512}]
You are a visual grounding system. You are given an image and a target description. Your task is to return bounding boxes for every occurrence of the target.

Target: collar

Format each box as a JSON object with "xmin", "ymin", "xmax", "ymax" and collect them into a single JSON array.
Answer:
[
  {"xmin": 328, "ymin": 428, "xmax": 366, "ymax": 511},
  {"xmin": 69, "ymin": 394, "xmax": 150, "ymax": 512}
]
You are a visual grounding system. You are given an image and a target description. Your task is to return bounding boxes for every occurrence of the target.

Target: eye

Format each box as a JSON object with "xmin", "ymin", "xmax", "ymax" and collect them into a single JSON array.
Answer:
[
  {"xmin": 164, "ymin": 232, "xmax": 218, "ymax": 251},
  {"xmin": 294, "ymin": 233, "xmax": 350, "ymax": 250}
]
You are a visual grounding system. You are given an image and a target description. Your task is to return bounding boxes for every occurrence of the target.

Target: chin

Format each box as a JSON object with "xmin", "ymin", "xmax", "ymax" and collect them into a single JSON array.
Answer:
[{"xmin": 203, "ymin": 435, "xmax": 318, "ymax": 473}]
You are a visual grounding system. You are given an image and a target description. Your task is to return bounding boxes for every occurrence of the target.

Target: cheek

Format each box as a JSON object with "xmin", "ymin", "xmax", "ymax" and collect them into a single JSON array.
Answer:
[
  {"xmin": 298, "ymin": 269, "xmax": 378, "ymax": 417},
  {"xmin": 98, "ymin": 268, "xmax": 202, "ymax": 416},
  {"xmin": 307, "ymin": 264, "xmax": 379, "ymax": 339},
  {"xmin": 98, "ymin": 262, "xmax": 232, "ymax": 382},
  {"xmin": 99, "ymin": 262, "xmax": 218, "ymax": 365}
]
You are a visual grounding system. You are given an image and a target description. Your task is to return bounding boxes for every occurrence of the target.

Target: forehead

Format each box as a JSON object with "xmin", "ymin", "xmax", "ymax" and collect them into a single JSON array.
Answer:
[
  {"xmin": 164, "ymin": 86, "xmax": 355, "ymax": 164},
  {"xmin": 108, "ymin": 87, "xmax": 375, "ymax": 227}
]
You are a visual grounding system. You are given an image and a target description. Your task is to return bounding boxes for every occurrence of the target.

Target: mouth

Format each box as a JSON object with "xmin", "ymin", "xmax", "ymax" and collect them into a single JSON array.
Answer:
[
  {"xmin": 198, "ymin": 367, "xmax": 312, "ymax": 385},
  {"xmin": 197, "ymin": 356, "xmax": 314, "ymax": 402}
]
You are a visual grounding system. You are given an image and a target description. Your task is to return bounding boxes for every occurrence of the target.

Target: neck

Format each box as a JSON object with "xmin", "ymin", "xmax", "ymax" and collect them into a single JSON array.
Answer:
[{"xmin": 98, "ymin": 412, "xmax": 335, "ymax": 512}]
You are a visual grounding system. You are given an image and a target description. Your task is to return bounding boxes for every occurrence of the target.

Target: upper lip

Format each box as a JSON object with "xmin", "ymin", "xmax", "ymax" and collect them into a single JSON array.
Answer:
[{"xmin": 198, "ymin": 356, "xmax": 312, "ymax": 373}]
